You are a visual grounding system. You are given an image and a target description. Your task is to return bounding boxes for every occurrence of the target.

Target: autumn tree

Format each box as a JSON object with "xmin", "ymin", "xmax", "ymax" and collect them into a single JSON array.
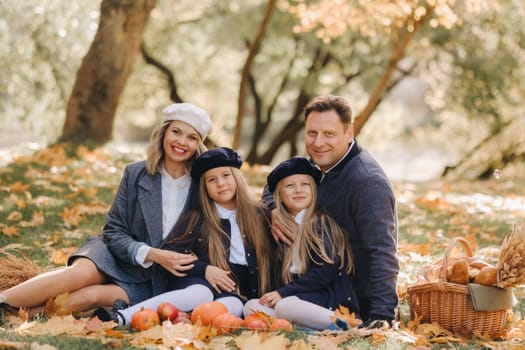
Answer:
[{"xmin": 61, "ymin": 0, "xmax": 156, "ymax": 143}]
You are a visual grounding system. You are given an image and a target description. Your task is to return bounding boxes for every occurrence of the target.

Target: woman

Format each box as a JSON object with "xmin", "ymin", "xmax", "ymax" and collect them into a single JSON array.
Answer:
[
  {"xmin": 244, "ymin": 157, "xmax": 359, "ymax": 330},
  {"xmin": 0, "ymin": 103, "xmax": 212, "ymax": 317},
  {"xmin": 95, "ymin": 147, "xmax": 275, "ymax": 325}
]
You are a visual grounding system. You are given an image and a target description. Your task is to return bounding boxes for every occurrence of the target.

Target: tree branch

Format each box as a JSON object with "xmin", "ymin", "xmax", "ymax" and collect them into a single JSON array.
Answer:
[{"xmin": 140, "ymin": 42, "xmax": 183, "ymax": 103}]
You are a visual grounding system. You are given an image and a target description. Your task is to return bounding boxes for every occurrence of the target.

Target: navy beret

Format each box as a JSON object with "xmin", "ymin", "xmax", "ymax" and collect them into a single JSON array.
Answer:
[
  {"xmin": 191, "ymin": 147, "xmax": 243, "ymax": 180},
  {"xmin": 267, "ymin": 157, "xmax": 322, "ymax": 193}
]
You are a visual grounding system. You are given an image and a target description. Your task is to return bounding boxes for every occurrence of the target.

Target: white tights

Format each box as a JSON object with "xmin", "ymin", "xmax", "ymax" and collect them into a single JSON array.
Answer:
[{"xmin": 244, "ymin": 296, "xmax": 334, "ymax": 330}]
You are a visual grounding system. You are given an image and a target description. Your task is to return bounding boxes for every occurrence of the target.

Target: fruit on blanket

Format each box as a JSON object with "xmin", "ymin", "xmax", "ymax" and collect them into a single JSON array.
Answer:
[
  {"xmin": 130, "ymin": 307, "xmax": 160, "ymax": 331},
  {"xmin": 212, "ymin": 312, "xmax": 243, "ymax": 334},
  {"xmin": 190, "ymin": 301, "xmax": 228, "ymax": 326},
  {"xmin": 175, "ymin": 311, "xmax": 190, "ymax": 324},
  {"xmin": 157, "ymin": 302, "xmax": 179, "ymax": 322},
  {"xmin": 244, "ymin": 313, "xmax": 270, "ymax": 330},
  {"xmin": 474, "ymin": 266, "xmax": 498, "ymax": 286},
  {"xmin": 270, "ymin": 318, "xmax": 293, "ymax": 331},
  {"xmin": 447, "ymin": 259, "xmax": 469, "ymax": 284}
]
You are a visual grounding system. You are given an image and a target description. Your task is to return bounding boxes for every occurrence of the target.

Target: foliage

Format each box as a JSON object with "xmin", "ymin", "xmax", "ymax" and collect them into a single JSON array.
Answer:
[
  {"xmin": 0, "ymin": 1, "xmax": 100, "ymax": 144},
  {"xmin": 2, "ymin": 0, "xmax": 524, "ymax": 175},
  {"xmin": 1, "ymin": 143, "xmax": 525, "ymax": 349}
]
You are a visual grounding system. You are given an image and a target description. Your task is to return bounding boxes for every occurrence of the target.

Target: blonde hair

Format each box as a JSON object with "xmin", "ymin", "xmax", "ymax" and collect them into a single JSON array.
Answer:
[
  {"xmin": 274, "ymin": 176, "xmax": 353, "ymax": 285},
  {"xmin": 169, "ymin": 167, "xmax": 273, "ymax": 297},
  {"xmin": 200, "ymin": 168, "xmax": 273, "ymax": 296},
  {"xmin": 145, "ymin": 120, "xmax": 207, "ymax": 175}
]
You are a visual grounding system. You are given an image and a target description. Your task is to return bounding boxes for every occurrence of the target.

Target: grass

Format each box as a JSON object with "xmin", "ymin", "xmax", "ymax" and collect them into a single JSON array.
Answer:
[{"xmin": 1, "ymin": 142, "xmax": 524, "ymax": 349}]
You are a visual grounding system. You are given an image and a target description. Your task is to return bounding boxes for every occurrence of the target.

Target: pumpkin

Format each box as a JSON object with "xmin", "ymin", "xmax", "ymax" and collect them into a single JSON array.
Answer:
[
  {"xmin": 244, "ymin": 313, "xmax": 270, "ymax": 330},
  {"xmin": 130, "ymin": 307, "xmax": 160, "ymax": 331},
  {"xmin": 212, "ymin": 312, "xmax": 243, "ymax": 334},
  {"xmin": 270, "ymin": 318, "xmax": 293, "ymax": 331},
  {"xmin": 190, "ymin": 301, "xmax": 228, "ymax": 326}
]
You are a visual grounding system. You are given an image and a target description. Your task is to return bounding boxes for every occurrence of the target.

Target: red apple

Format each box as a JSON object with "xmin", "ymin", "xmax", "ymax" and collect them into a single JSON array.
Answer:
[{"xmin": 157, "ymin": 302, "xmax": 179, "ymax": 322}]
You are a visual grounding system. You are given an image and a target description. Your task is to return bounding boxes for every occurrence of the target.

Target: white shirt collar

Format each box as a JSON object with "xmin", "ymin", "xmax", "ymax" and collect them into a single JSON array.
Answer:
[
  {"xmin": 214, "ymin": 202, "xmax": 237, "ymax": 220},
  {"xmin": 294, "ymin": 209, "xmax": 306, "ymax": 225},
  {"xmin": 324, "ymin": 140, "xmax": 355, "ymax": 174},
  {"xmin": 161, "ymin": 166, "xmax": 191, "ymax": 187}
]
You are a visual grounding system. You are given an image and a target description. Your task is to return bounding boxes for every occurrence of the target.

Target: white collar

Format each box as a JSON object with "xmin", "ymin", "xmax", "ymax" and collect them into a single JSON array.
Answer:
[
  {"xmin": 161, "ymin": 167, "xmax": 191, "ymax": 187},
  {"xmin": 294, "ymin": 209, "xmax": 306, "ymax": 224},
  {"xmin": 214, "ymin": 202, "xmax": 237, "ymax": 220},
  {"xmin": 324, "ymin": 140, "xmax": 355, "ymax": 174}
]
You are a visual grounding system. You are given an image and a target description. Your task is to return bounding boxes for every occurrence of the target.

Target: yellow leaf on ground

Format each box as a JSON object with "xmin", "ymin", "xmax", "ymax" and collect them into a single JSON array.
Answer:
[
  {"xmin": 235, "ymin": 331, "xmax": 290, "ymax": 350},
  {"xmin": 50, "ymin": 247, "xmax": 77, "ymax": 265},
  {"xmin": 331, "ymin": 305, "xmax": 362, "ymax": 328},
  {"xmin": 59, "ymin": 207, "xmax": 83, "ymax": 227},
  {"xmin": 22, "ymin": 315, "xmax": 86, "ymax": 336},
  {"xmin": 9, "ymin": 181, "xmax": 30, "ymax": 193},
  {"xmin": 2, "ymin": 226, "xmax": 20, "ymax": 236},
  {"xmin": 19, "ymin": 211, "xmax": 44, "ymax": 228},
  {"xmin": 162, "ymin": 322, "xmax": 205, "ymax": 348},
  {"xmin": 0, "ymin": 339, "xmax": 25, "ymax": 349},
  {"xmin": 7, "ymin": 210, "xmax": 22, "ymax": 221},
  {"xmin": 45, "ymin": 293, "xmax": 71, "ymax": 316},
  {"xmin": 128, "ymin": 324, "xmax": 164, "ymax": 347}
]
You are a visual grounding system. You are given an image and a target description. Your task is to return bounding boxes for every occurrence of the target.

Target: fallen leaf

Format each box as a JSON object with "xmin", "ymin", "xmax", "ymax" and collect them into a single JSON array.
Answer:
[
  {"xmin": 331, "ymin": 305, "xmax": 362, "ymax": 328},
  {"xmin": 7, "ymin": 211, "xmax": 22, "ymax": 221},
  {"xmin": 2, "ymin": 226, "xmax": 20, "ymax": 237},
  {"xmin": 235, "ymin": 331, "xmax": 290, "ymax": 350},
  {"xmin": 19, "ymin": 211, "xmax": 44, "ymax": 228},
  {"xmin": 23, "ymin": 315, "xmax": 86, "ymax": 336},
  {"xmin": 59, "ymin": 207, "xmax": 83, "ymax": 228},
  {"xmin": 9, "ymin": 181, "xmax": 30, "ymax": 193},
  {"xmin": 50, "ymin": 247, "xmax": 77, "ymax": 266},
  {"xmin": 30, "ymin": 342, "xmax": 57, "ymax": 350},
  {"xmin": 0, "ymin": 339, "xmax": 25, "ymax": 349},
  {"xmin": 45, "ymin": 293, "xmax": 71, "ymax": 316}
]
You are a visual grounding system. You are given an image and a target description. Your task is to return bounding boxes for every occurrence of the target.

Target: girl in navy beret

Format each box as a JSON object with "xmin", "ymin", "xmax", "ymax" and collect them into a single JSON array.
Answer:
[
  {"xmin": 95, "ymin": 147, "xmax": 275, "ymax": 324},
  {"xmin": 244, "ymin": 157, "xmax": 359, "ymax": 330}
]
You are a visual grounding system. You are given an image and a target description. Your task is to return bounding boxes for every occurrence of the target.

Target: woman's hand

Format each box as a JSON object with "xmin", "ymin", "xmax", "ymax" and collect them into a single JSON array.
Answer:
[
  {"xmin": 259, "ymin": 291, "xmax": 282, "ymax": 308},
  {"xmin": 205, "ymin": 265, "xmax": 236, "ymax": 294},
  {"xmin": 147, "ymin": 248, "xmax": 197, "ymax": 277},
  {"xmin": 271, "ymin": 209, "xmax": 296, "ymax": 246}
]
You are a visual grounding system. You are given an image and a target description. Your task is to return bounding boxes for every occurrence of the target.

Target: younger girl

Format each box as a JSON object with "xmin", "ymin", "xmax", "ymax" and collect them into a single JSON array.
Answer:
[
  {"xmin": 95, "ymin": 147, "xmax": 275, "ymax": 325},
  {"xmin": 244, "ymin": 157, "xmax": 359, "ymax": 329}
]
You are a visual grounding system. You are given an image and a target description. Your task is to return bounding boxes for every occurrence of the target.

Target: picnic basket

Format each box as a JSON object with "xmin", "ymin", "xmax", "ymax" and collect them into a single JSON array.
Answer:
[{"xmin": 408, "ymin": 237, "xmax": 509, "ymax": 336}]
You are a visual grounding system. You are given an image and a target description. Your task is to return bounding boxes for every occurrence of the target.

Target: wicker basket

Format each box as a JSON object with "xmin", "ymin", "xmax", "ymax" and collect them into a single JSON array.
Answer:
[{"xmin": 408, "ymin": 237, "xmax": 508, "ymax": 336}]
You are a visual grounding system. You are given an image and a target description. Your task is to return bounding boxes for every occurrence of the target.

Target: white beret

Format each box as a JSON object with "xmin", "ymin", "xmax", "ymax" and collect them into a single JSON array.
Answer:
[{"xmin": 162, "ymin": 103, "xmax": 212, "ymax": 140}]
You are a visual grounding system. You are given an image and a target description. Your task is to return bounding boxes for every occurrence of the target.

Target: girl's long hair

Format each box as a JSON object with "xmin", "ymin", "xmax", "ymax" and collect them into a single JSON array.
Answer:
[
  {"xmin": 145, "ymin": 120, "xmax": 207, "ymax": 176},
  {"xmin": 198, "ymin": 167, "xmax": 273, "ymax": 295},
  {"xmin": 274, "ymin": 176, "xmax": 354, "ymax": 285}
]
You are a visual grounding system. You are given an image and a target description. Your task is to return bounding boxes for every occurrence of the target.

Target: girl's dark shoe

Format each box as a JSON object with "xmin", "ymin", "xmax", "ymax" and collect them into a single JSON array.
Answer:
[
  {"xmin": 0, "ymin": 294, "xmax": 19, "ymax": 315},
  {"xmin": 94, "ymin": 307, "xmax": 119, "ymax": 322}
]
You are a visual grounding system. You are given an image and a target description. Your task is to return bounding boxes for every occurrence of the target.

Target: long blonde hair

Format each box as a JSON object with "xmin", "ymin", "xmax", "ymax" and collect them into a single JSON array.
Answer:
[
  {"xmin": 274, "ymin": 176, "xmax": 353, "ymax": 285},
  {"xmin": 198, "ymin": 168, "xmax": 273, "ymax": 295},
  {"xmin": 145, "ymin": 120, "xmax": 207, "ymax": 175}
]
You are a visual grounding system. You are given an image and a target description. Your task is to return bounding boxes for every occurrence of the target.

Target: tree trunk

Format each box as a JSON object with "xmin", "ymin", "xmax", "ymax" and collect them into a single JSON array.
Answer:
[
  {"xmin": 353, "ymin": 4, "xmax": 433, "ymax": 136},
  {"xmin": 61, "ymin": 0, "xmax": 156, "ymax": 143},
  {"xmin": 232, "ymin": 0, "xmax": 277, "ymax": 150},
  {"xmin": 442, "ymin": 118, "xmax": 525, "ymax": 180}
]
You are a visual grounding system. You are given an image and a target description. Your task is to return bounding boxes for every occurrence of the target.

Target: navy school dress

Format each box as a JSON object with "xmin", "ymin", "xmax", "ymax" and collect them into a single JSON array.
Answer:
[
  {"xmin": 159, "ymin": 209, "xmax": 271, "ymax": 301},
  {"xmin": 275, "ymin": 211, "xmax": 360, "ymax": 317}
]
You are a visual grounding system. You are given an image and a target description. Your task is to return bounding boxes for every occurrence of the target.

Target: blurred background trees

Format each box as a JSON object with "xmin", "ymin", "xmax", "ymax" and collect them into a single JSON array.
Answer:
[{"xmin": 1, "ymin": 0, "xmax": 523, "ymax": 180}]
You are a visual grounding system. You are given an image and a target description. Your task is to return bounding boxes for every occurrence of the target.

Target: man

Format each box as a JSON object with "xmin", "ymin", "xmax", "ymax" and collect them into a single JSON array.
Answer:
[{"xmin": 264, "ymin": 95, "xmax": 399, "ymax": 328}]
